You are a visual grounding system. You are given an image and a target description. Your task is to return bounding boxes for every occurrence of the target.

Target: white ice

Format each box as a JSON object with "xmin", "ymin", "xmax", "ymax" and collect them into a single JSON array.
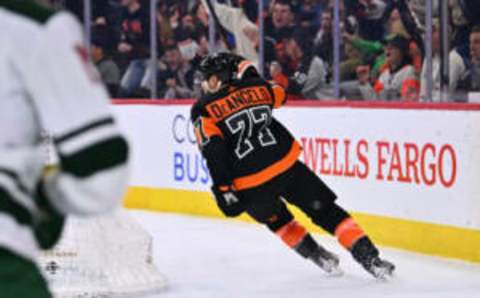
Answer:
[{"xmin": 133, "ymin": 210, "xmax": 480, "ymax": 298}]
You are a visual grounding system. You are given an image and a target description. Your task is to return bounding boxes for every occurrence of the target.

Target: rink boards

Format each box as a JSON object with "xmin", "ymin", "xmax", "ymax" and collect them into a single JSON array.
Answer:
[{"xmin": 112, "ymin": 101, "xmax": 480, "ymax": 263}]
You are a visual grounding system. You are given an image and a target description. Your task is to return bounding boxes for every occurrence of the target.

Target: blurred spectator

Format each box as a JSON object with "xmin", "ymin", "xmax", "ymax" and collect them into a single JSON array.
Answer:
[
  {"xmin": 419, "ymin": 19, "xmax": 467, "ymax": 102},
  {"xmin": 201, "ymin": 0, "xmax": 260, "ymax": 66},
  {"xmin": 344, "ymin": 7, "xmax": 423, "ymax": 78},
  {"xmin": 156, "ymin": 1, "xmax": 174, "ymax": 46},
  {"xmin": 171, "ymin": 3, "xmax": 206, "ymax": 48},
  {"xmin": 358, "ymin": 35, "xmax": 419, "ymax": 101},
  {"xmin": 192, "ymin": 1, "xmax": 209, "ymax": 37},
  {"xmin": 189, "ymin": 33, "xmax": 211, "ymax": 99},
  {"xmin": 314, "ymin": 9, "xmax": 333, "ymax": 72},
  {"xmin": 175, "ymin": 14, "xmax": 201, "ymax": 61},
  {"xmin": 92, "ymin": 0, "xmax": 110, "ymax": 25},
  {"xmin": 92, "ymin": 0, "xmax": 122, "ymax": 30},
  {"xmin": 408, "ymin": 0, "xmax": 439, "ymax": 26},
  {"xmin": 264, "ymin": 0, "xmax": 297, "ymax": 69},
  {"xmin": 297, "ymin": 0, "xmax": 324, "ymax": 32},
  {"xmin": 457, "ymin": 25, "xmax": 480, "ymax": 99},
  {"xmin": 143, "ymin": 45, "xmax": 194, "ymax": 99},
  {"xmin": 271, "ymin": 30, "xmax": 329, "ymax": 100},
  {"xmin": 343, "ymin": 33, "xmax": 384, "ymax": 79},
  {"xmin": 387, "ymin": 8, "xmax": 408, "ymax": 38},
  {"xmin": 266, "ymin": 0, "xmax": 296, "ymax": 41},
  {"xmin": 345, "ymin": 0, "xmax": 387, "ymax": 41},
  {"xmin": 385, "ymin": 1, "xmax": 423, "ymax": 50},
  {"xmin": 449, "ymin": 0, "xmax": 470, "ymax": 49},
  {"xmin": 469, "ymin": 26, "xmax": 480, "ymax": 91},
  {"xmin": 117, "ymin": 0, "xmax": 151, "ymax": 97},
  {"xmin": 91, "ymin": 27, "xmax": 121, "ymax": 97},
  {"xmin": 193, "ymin": 33, "xmax": 210, "ymax": 59},
  {"xmin": 385, "ymin": 7, "xmax": 423, "ymax": 75},
  {"xmin": 340, "ymin": 39, "xmax": 363, "ymax": 81},
  {"xmin": 90, "ymin": 1, "xmax": 122, "ymax": 54},
  {"xmin": 167, "ymin": 3, "xmax": 182, "ymax": 32},
  {"xmin": 459, "ymin": 0, "xmax": 480, "ymax": 27}
]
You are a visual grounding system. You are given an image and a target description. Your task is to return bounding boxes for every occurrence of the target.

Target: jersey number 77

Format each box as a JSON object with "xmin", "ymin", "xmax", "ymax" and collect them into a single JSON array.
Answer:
[{"xmin": 225, "ymin": 105, "xmax": 277, "ymax": 159}]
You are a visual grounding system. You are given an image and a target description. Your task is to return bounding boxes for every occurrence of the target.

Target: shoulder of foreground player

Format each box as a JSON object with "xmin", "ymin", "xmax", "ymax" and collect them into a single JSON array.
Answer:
[
  {"xmin": 42, "ymin": 11, "xmax": 83, "ymax": 42},
  {"xmin": 0, "ymin": 0, "xmax": 55, "ymax": 24},
  {"xmin": 0, "ymin": 6, "xmax": 44, "ymax": 55}
]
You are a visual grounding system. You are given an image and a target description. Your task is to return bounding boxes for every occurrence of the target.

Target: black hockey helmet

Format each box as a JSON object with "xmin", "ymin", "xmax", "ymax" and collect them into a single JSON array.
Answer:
[{"xmin": 198, "ymin": 52, "xmax": 239, "ymax": 84}]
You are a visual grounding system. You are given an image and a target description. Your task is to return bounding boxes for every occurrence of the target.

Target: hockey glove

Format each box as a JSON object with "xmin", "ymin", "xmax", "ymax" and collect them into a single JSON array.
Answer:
[{"xmin": 211, "ymin": 185, "xmax": 246, "ymax": 217}]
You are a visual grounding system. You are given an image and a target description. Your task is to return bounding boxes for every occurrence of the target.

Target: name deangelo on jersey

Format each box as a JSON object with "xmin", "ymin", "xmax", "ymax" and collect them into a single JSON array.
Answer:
[{"xmin": 206, "ymin": 86, "xmax": 273, "ymax": 122}]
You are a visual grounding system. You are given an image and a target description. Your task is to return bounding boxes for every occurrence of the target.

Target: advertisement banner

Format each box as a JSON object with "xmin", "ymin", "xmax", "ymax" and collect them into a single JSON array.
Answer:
[{"xmin": 113, "ymin": 104, "xmax": 480, "ymax": 230}]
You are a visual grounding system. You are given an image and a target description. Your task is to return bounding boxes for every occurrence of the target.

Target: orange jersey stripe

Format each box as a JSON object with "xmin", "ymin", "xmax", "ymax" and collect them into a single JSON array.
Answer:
[
  {"xmin": 275, "ymin": 220, "xmax": 308, "ymax": 248},
  {"xmin": 271, "ymin": 84, "xmax": 287, "ymax": 108},
  {"xmin": 271, "ymin": 73, "xmax": 289, "ymax": 89},
  {"xmin": 335, "ymin": 217, "xmax": 365, "ymax": 249},
  {"xmin": 194, "ymin": 117, "xmax": 224, "ymax": 146},
  {"xmin": 233, "ymin": 141, "xmax": 301, "ymax": 190},
  {"xmin": 202, "ymin": 117, "xmax": 223, "ymax": 138},
  {"xmin": 237, "ymin": 60, "xmax": 254, "ymax": 78}
]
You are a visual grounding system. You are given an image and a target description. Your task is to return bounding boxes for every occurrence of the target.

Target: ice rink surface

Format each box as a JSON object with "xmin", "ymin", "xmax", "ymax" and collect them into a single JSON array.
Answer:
[{"xmin": 132, "ymin": 211, "xmax": 480, "ymax": 298}]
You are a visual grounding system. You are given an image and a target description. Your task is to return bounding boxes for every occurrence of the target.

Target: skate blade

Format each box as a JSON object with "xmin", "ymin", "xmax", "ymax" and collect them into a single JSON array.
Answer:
[
  {"xmin": 320, "ymin": 259, "xmax": 344, "ymax": 277},
  {"xmin": 373, "ymin": 267, "xmax": 394, "ymax": 281},
  {"xmin": 325, "ymin": 266, "xmax": 344, "ymax": 277}
]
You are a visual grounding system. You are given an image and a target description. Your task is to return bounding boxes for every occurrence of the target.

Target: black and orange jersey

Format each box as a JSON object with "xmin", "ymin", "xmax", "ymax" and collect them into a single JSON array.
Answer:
[{"xmin": 191, "ymin": 77, "xmax": 301, "ymax": 191}]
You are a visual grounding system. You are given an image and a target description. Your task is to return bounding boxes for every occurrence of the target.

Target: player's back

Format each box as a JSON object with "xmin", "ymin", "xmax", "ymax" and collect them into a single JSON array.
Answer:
[
  {"xmin": 192, "ymin": 77, "xmax": 301, "ymax": 191},
  {"xmin": 1, "ymin": 1, "xmax": 120, "ymax": 150}
]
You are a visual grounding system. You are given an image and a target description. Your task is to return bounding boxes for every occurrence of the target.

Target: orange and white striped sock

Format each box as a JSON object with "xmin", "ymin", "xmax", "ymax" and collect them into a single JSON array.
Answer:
[
  {"xmin": 334, "ymin": 217, "xmax": 366, "ymax": 250},
  {"xmin": 275, "ymin": 220, "xmax": 308, "ymax": 248}
]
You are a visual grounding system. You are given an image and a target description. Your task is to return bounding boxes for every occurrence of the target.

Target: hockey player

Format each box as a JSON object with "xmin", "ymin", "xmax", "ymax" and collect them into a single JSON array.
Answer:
[
  {"xmin": 0, "ymin": 1, "xmax": 130, "ymax": 297},
  {"xmin": 191, "ymin": 52, "xmax": 395, "ymax": 279}
]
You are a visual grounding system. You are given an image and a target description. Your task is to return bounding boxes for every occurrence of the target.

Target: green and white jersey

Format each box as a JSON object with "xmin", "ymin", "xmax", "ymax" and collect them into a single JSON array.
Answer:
[{"xmin": 0, "ymin": 1, "xmax": 130, "ymax": 261}]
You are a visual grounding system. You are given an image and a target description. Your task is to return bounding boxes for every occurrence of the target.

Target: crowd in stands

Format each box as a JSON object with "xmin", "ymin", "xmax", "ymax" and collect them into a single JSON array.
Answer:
[{"xmin": 78, "ymin": 0, "xmax": 480, "ymax": 102}]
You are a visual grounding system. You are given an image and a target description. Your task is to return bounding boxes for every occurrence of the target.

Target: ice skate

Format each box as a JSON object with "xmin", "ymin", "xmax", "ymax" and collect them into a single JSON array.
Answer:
[
  {"xmin": 310, "ymin": 245, "xmax": 343, "ymax": 276},
  {"xmin": 361, "ymin": 256, "xmax": 395, "ymax": 280},
  {"xmin": 351, "ymin": 237, "xmax": 395, "ymax": 280}
]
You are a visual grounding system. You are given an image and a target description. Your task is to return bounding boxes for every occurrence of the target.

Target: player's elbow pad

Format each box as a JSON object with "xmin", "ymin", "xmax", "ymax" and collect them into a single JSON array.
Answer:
[{"xmin": 46, "ymin": 136, "xmax": 130, "ymax": 216}]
